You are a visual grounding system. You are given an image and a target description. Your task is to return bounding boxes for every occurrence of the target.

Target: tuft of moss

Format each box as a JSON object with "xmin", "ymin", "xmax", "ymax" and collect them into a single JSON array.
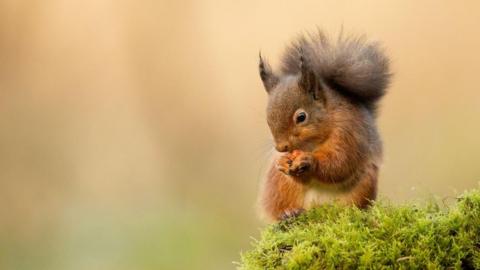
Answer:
[{"xmin": 238, "ymin": 190, "xmax": 480, "ymax": 269}]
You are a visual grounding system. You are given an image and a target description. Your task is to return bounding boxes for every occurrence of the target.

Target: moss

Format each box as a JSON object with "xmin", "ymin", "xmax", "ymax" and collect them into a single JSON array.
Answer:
[{"xmin": 238, "ymin": 190, "xmax": 480, "ymax": 269}]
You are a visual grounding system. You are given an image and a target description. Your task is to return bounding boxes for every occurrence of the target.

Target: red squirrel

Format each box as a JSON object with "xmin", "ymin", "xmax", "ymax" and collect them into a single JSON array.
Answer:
[{"xmin": 258, "ymin": 31, "xmax": 391, "ymax": 221}]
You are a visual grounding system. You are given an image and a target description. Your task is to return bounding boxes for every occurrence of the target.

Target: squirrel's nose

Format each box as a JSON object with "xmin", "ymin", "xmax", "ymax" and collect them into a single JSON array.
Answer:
[{"xmin": 275, "ymin": 142, "xmax": 290, "ymax": 152}]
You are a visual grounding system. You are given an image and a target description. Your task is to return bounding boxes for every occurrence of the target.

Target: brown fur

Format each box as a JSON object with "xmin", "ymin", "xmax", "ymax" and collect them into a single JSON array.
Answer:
[{"xmin": 258, "ymin": 30, "xmax": 390, "ymax": 221}]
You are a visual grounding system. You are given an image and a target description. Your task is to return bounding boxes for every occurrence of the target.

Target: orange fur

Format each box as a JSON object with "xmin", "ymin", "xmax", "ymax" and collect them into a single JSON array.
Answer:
[
  {"xmin": 258, "ymin": 31, "xmax": 389, "ymax": 222},
  {"xmin": 260, "ymin": 165, "xmax": 305, "ymax": 221}
]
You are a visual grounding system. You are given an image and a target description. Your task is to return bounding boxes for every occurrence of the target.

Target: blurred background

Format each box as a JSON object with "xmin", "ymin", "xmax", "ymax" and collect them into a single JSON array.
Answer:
[{"xmin": 1, "ymin": 0, "xmax": 479, "ymax": 269}]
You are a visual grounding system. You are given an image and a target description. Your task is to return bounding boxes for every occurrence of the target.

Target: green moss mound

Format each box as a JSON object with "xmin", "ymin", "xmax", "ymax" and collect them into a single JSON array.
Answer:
[{"xmin": 239, "ymin": 190, "xmax": 480, "ymax": 269}]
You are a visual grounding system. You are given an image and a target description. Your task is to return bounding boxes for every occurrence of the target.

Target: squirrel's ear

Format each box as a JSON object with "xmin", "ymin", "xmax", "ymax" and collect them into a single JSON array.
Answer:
[
  {"xmin": 259, "ymin": 52, "xmax": 278, "ymax": 93},
  {"xmin": 299, "ymin": 52, "xmax": 324, "ymax": 102}
]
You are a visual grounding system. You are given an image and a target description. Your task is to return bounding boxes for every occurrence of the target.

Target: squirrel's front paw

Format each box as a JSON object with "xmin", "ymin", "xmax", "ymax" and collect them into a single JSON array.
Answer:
[
  {"xmin": 276, "ymin": 154, "xmax": 293, "ymax": 175},
  {"xmin": 276, "ymin": 150, "xmax": 316, "ymax": 180},
  {"xmin": 288, "ymin": 150, "xmax": 316, "ymax": 177}
]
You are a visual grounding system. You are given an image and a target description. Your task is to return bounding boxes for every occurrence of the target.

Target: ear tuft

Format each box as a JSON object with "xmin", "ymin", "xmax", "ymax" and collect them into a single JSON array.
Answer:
[
  {"xmin": 299, "ymin": 49, "xmax": 324, "ymax": 102},
  {"xmin": 259, "ymin": 52, "xmax": 278, "ymax": 93}
]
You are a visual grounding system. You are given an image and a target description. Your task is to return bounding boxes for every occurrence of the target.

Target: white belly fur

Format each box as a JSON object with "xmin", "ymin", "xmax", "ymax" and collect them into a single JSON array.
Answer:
[{"xmin": 303, "ymin": 180, "xmax": 351, "ymax": 209}]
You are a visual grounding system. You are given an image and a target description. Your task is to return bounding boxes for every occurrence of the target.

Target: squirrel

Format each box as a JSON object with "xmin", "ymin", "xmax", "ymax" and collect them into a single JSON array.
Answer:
[{"xmin": 258, "ymin": 31, "xmax": 391, "ymax": 221}]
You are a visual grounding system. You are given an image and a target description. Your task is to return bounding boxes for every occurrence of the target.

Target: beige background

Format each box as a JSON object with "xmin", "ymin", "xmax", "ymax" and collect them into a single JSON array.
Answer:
[{"xmin": 1, "ymin": 1, "xmax": 479, "ymax": 269}]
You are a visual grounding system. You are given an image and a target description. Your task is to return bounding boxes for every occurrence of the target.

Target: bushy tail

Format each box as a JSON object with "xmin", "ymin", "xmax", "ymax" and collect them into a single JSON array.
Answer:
[{"xmin": 281, "ymin": 30, "xmax": 392, "ymax": 107}]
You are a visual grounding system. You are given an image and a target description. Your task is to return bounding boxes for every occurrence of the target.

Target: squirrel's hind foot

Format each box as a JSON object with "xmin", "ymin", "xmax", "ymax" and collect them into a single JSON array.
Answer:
[{"xmin": 279, "ymin": 208, "xmax": 305, "ymax": 221}]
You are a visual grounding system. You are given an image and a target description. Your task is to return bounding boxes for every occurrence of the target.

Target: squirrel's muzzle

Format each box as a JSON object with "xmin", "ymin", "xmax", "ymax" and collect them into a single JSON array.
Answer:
[{"xmin": 275, "ymin": 142, "xmax": 290, "ymax": 153}]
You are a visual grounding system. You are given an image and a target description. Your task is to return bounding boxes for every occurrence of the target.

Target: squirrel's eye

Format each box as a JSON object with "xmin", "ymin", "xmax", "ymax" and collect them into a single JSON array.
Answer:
[{"xmin": 294, "ymin": 110, "xmax": 308, "ymax": 124}]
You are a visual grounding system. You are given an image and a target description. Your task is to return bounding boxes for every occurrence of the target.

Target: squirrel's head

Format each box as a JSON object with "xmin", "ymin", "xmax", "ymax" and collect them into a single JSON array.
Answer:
[
  {"xmin": 259, "ymin": 53, "xmax": 331, "ymax": 153},
  {"xmin": 259, "ymin": 31, "xmax": 391, "ymax": 152}
]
